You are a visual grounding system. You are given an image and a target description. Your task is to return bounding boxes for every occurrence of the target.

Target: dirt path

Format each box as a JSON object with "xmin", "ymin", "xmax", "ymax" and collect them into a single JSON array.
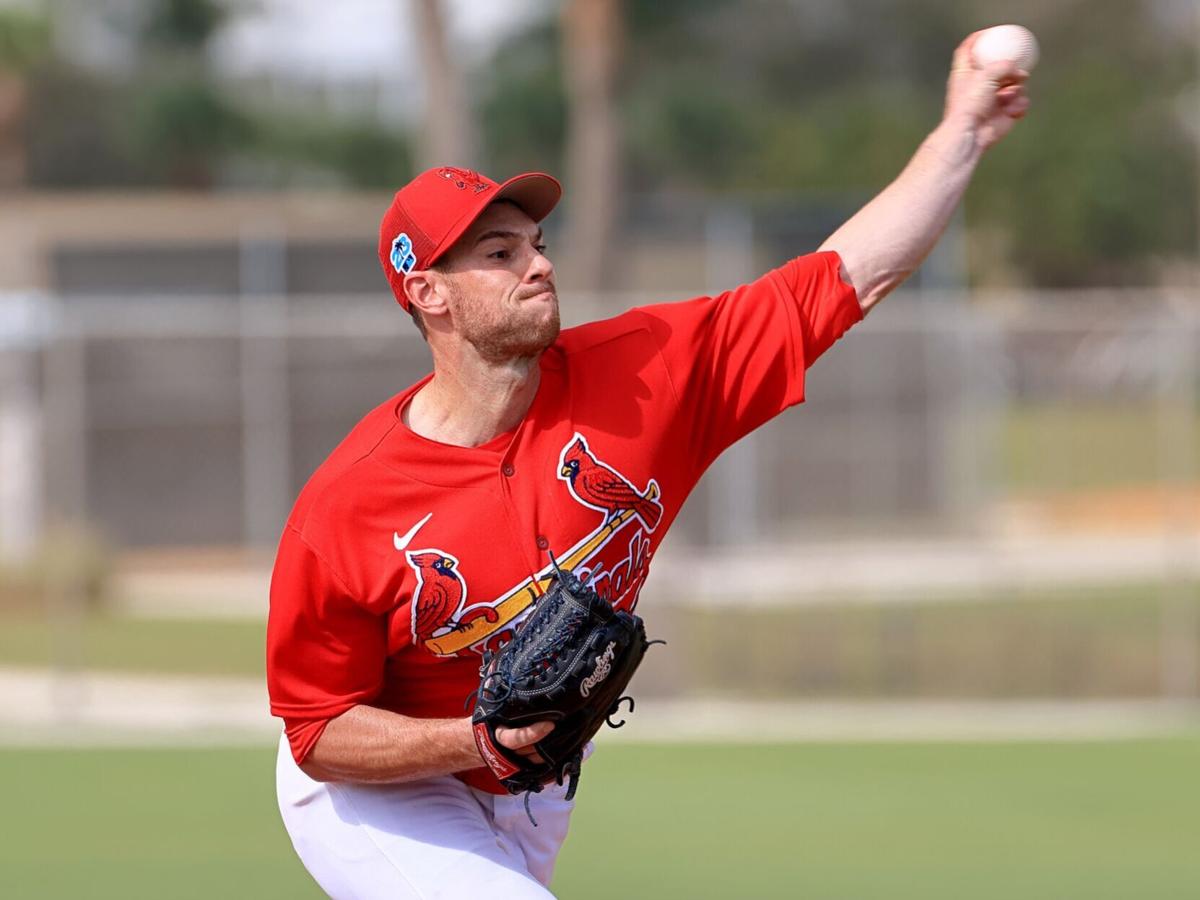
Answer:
[
  {"xmin": 112, "ymin": 530, "xmax": 1200, "ymax": 619},
  {"xmin": 2, "ymin": 666, "xmax": 1195, "ymax": 747}
]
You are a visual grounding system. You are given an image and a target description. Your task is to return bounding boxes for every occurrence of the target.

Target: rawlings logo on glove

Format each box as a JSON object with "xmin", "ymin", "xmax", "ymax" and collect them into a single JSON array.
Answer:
[{"xmin": 581, "ymin": 642, "xmax": 617, "ymax": 698}]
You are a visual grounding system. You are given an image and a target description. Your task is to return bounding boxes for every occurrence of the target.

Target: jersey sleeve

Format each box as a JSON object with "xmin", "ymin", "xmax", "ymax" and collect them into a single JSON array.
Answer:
[
  {"xmin": 267, "ymin": 524, "xmax": 387, "ymax": 764},
  {"xmin": 637, "ymin": 250, "xmax": 862, "ymax": 473}
]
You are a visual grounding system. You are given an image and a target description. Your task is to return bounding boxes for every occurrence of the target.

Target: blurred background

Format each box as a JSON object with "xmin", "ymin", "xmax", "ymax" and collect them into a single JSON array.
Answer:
[{"xmin": 1, "ymin": 0, "xmax": 1198, "ymax": 897}]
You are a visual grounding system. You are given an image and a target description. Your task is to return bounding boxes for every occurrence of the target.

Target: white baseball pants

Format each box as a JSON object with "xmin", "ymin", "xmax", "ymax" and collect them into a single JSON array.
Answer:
[{"xmin": 275, "ymin": 733, "xmax": 574, "ymax": 899}]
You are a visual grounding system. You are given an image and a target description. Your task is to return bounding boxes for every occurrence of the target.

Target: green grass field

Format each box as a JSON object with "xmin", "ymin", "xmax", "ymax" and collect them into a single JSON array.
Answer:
[
  {"xmin": 1003, "ymin": 406, "xmax": 1155, "ymax": 492},
  {"xmin": 2, "ymin": 738, "xmax": 1198, "ymax": 899},
  {"xmin": 1001, "ymin": 405, "xmax": 1200, "ymax": 492},
  {"xmin": 0, "ymin": 615, "xmax": 267, "ymax": 678},
  {"xmin": 2, "ymin": 580, "xmax": 1196, "ymax": 699}
]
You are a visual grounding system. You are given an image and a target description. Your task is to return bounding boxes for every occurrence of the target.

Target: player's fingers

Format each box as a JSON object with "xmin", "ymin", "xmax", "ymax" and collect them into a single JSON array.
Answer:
[
  {"xmin": 495, "ymin": 721, "xmax": 555, "ymax": 750},
  {"xmin": 1003, "ymin": 94, "xmax": 1032, "ymax": 118},
  {"xmin": 951, "ymin": 31, "xmax": 984, "ymax": 71},
  {"xmin": 982, "ymin": 59, "xmax": 1025, "ymax": 87}
]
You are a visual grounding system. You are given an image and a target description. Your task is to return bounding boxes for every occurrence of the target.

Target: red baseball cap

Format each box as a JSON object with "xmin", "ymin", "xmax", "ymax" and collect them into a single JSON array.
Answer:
[{"xmin": 378, "ymin": 166, "xmax": 562, "ymax": 311}]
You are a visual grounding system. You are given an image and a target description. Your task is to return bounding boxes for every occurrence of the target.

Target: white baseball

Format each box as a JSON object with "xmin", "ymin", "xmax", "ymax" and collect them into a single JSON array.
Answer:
[{"xmin": 972, "ymin": 24, "xmax": 1039, "ymax": 72}]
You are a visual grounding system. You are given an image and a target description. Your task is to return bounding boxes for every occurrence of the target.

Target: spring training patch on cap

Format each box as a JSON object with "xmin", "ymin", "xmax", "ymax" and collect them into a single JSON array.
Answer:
[{"xmin": 391, "ymin": 233, "xmax": 417, "ymax": 274}]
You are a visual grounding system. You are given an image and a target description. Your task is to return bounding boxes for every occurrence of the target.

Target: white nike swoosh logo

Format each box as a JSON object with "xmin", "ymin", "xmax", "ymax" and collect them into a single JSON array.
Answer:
[{"xmin": 393, "ymin": 513, "xmax": 433, "ymax": 551}]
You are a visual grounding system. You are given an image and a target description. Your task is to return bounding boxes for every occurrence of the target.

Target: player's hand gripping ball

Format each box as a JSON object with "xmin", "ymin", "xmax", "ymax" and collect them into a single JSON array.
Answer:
[
  {"xmin": 945, "ymin": 27, "xmax": 1033, "ymax": 151},
  {"xmin": 972, "ymin": 24, "xmax": 1039, "ymax": 72}
]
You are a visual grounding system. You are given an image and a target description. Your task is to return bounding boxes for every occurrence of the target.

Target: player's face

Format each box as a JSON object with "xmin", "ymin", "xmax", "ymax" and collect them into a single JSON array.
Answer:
[{"xmin": 435, "ymin": 202, "xmax": 559, "ymax": 363}]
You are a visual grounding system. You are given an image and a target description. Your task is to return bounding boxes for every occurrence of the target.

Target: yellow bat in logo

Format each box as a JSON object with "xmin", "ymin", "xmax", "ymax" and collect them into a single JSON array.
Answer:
[{"xmin": 426, "ymin": 485, "xmax": 659, "ymax": 656}]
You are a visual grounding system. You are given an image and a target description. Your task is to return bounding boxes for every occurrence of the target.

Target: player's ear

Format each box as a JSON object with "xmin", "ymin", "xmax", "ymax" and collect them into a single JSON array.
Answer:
[{"xmin": 403, "ymin": 270, "xmax": 449, "ymax": 319}]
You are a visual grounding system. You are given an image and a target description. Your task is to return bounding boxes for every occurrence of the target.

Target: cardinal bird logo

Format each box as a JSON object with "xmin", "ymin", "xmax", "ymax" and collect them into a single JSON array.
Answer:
[
  {"xmin": 406, "ymin": 550, "xmax": 498, "ymax": 646},
  {"xmin": 558, "ymin": 433, "xmax": 663, "ymax": 531},
  {"xmin": 437, "ymin": 166, "xmax": 489, "ymax": 193}
]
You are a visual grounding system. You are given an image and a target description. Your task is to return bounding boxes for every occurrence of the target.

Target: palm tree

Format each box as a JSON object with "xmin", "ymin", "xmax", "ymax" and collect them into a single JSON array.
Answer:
[
  {"xmin": 411, "ymin": 0, "xmax": 476, "ymax": 169},
  {"xmin": 560, "ymin": 0, "xmax": 623, "ymax": 291},
  {"xmin": 0, "ymin": 9, "xmax": 50, "ymax": 189}
]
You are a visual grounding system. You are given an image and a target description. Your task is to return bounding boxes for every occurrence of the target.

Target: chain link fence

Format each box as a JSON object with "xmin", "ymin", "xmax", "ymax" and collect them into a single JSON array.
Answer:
[{"xmin": 2, "ymin": 285, "xmax": 1198, "ymax": 700}]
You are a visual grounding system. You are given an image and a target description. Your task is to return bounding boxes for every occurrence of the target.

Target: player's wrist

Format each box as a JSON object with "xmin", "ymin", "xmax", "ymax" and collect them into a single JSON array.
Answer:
[
  {"xmin": 452, "ymin": 716, "xmax": 487, "ymax": 769},
  {"xmin": 926, "ymin": 117, "xmax": 986, "ymax": 166}
]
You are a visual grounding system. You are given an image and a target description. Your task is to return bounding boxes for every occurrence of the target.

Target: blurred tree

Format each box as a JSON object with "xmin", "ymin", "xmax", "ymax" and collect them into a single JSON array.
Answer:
[
  {"xmin": 142, "ymin": 0, "xmax": 229, "ymax": 52},
  {"xmin": 412, "ymin": 0, "xmax": 476, "ymax": 168},
  {"xmin": 127, "ymin": 0, "xmax": 251, "ymax": 188},
  {"xmin": 24, "ymin": 63, "xmax": 144, "ymax": 188},
  {"xmin": 962, "ymin": 0, "xmax": 1196, "ymax": 286},
  {"xmin": 479, "ymin": 0, "xmax": 1196, "ymax": 287},
  {"xmin": 129, "ymin": 76, "xmax": 252, "ymax": 188},
  {"xmin": 253, "ymin": 113, "xmax": 413, "ymax": 189},
  {"xmin": 560, "ymin": 0, "xmax": 623, "ymax": 290},
  {"xmin": 13, "ymin": 0, "xmax": 419, "ymax": 190},
  {"xmin": 0, "ymin": 7, "xmax": 52, "ymax": 188},
  {"xmin": 478, "ymin": 18, "xmax": 566, "ymax": 179},
  {"xmin": 0, "ymin": 6, "xmax": 50, "ymax": 70}
]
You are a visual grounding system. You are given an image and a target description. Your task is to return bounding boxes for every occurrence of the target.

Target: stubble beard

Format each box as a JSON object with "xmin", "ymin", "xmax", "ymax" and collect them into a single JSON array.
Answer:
[{"xmin": 456, "ymin": 287, "xmax": 561, "ymax": 365}]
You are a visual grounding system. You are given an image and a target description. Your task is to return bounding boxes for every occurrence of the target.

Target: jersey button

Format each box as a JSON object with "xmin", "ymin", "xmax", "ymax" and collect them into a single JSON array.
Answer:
[
  {"xmin": 502, "ymin": 463, "xmax": 515, "ymax": 477},
  {"xmin": 536, "ymin": 535, "xmax": 549, "ymax": 550}
]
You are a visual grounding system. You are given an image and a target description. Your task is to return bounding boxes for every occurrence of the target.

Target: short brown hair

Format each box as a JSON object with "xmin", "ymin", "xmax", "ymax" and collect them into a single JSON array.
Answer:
[{"xmin": 409, "ymin": 306, "xmax": 427, "ymax": 338}]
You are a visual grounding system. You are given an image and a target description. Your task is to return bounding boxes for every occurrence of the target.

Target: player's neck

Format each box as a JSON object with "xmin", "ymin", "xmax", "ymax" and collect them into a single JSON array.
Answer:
[{"xmin": 405, "ymin": 348, "xmax": 541, "ymax": 448}]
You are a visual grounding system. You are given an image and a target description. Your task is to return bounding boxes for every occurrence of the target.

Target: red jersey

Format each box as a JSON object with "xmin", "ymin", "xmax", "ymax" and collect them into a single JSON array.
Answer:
[{"xmin": 266, "ymin": 251, "xmax": 861, "ymax": 792}]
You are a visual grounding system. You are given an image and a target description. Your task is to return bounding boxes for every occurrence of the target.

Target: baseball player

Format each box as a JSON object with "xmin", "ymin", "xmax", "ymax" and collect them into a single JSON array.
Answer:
[{"xmin": 267, "ymin": 33, "xmax": 1029, "ymax": 899}]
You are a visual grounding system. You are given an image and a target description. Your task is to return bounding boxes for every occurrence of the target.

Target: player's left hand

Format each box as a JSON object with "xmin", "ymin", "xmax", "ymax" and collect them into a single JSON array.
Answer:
[
  {"xmin": 495, "ymin": 721, "xmax": 555, "ymax": 764},
  {"xmin": 943, "ymin": 32, "xmax": 1031, "ymax": 151}
]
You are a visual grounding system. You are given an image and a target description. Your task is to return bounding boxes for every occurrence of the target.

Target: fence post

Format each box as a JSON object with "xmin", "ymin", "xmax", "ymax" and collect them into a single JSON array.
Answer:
[
  {"xmin": 1157, "ymin": 303, "xmax": 1199, "ymax": 700},
  {"xmin": 239, "ymin": 227, "xmax": 292, "ymax": 551},
  {"xmin": 704, "ymin": 204, "xmax": 758, "ymax": 546},
  {"xmin": 0, "ymin": 293, "xmax": 44, "ymax": 562},
  {"xmin": 39, "ymin": 304, "xmax": 88, "ymax": 719}
]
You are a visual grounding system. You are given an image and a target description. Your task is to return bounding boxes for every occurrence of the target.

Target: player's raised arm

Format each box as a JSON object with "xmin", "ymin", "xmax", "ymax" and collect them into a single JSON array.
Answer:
[{"xmin": 818, "ymin": 30, "xmax": 1032, "ymax": 313}]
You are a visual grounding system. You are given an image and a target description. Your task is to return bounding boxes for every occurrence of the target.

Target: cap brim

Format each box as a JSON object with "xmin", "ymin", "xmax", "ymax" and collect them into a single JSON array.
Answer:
[
  {"xmin": 493, "ymin": 172, "xmax": 562, "ymax": 224},
  {"xmin": 426, "ymin": 171, "xmax": 562, "ymax": 268}
]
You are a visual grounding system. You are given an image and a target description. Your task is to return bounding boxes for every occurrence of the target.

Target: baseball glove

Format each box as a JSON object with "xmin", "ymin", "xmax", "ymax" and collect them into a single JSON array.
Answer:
[{"xmin": 471, "ymin": 554, "xmax": 659, "ymax": 820}]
